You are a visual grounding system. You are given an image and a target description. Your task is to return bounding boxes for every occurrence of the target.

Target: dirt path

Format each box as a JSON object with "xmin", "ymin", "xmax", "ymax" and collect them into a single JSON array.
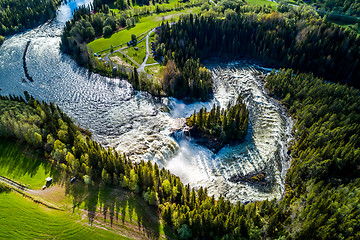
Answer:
[
  {"xmin": 0, "ymin": 176, "xmax": 31, "ymax": 192},
  {"xmin": 0, "ymin": 176, "xmax": 63, "ymax": 210}
]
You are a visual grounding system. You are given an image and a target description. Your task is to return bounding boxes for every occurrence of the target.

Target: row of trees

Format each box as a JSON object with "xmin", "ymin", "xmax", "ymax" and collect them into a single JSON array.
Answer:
[
  {"xmin": 2, "ymin": 66, "xmax": 360, "ymax": 238},
  {"xmin": 0, "ymin": 0, "xmax": 61, "ymax": 36},
  {"xmin": 186, "ymin": 95, "xmax": 249, "ymax": 143},
  {"xmin": 156, "ymin": 10, "xmax": 360, "ymax": 88}
]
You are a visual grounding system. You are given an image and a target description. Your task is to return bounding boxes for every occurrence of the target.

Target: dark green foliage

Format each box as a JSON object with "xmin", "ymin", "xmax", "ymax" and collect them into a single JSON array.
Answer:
[
  {"xmin": 266, "ymin": 69, "xmax": 360, "ymax": 188},
  {"xmin": 187, "ymin": 95, "xmax": 249, "ymax": 143},
  {"xmin": 0, "ymin": 35, "xmax": 4, "ymax": 45},
  {"xmin": 2, "ymin": 66, "xmax": 360, "ymax": 239},
  {"xmin": 311, "ymin": 0, "xmax": 360, "ymax": 17},
  {"xmin": 60, "ymin": 1, "xmax": 133, "ymax": 78},
  {"xmin": 265, "ymin": 69, "xmax": 360, "ymax": 238},
  {"xmin": 0, "ymin": 0, "xmax": 61, "ymax": 36},
  {"xmin": 162, "ymin": 59, "xmax": 213, "ymax": 101},
  {"xmin": 0, "ymin": 182, "xmax": 11, "ymax": 193},
  {"xmin": 157, "ymin": 12, "xmax": 360, "ymax": 88}
]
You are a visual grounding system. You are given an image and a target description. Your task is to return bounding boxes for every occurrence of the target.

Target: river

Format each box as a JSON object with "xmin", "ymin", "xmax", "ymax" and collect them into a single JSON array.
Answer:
[{"xmin": 0, "ymin": 0, "xmax": 293, "ymax": 202}]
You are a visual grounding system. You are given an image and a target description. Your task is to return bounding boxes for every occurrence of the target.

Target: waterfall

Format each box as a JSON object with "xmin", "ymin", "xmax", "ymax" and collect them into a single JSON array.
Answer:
[{"xmin": 0, "ymin": 1, "xmax": 293, "ymax": 202}]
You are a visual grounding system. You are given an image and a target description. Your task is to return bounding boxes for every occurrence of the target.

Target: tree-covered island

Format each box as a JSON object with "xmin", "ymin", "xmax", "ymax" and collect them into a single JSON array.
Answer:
[{"xmin": 186, "ymin": 95, "xmax": 249, "ymax": 152}]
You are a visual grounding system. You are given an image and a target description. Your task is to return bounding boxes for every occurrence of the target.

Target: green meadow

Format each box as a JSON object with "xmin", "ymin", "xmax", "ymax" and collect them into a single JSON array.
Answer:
[
  {"xmin": 0, "ymin": 139, "xmax": 57, "ymax": 189},
  {"xmin": 0, "ymin": 138, "xmax": 176, "ymax": 239},
  {"xmin": 0, "ymin": 191, "xmax": 129, "ymax": 240},
  {"xmin": 123, "ymin": 45, "xmax": 147, "ymax": 65},
  {"xmin": 88, "ymin": 7, "xmax": 200, "ymax": 53},
  {"xmin": 246, "ymin": 0, "xmax": 278, "ymax": 7}
]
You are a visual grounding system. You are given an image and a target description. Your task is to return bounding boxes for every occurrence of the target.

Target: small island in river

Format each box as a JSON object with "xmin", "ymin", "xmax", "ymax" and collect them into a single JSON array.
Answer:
[{"xmin": 186, "ymin": 95, "xmax": 249, "ymax": 152}]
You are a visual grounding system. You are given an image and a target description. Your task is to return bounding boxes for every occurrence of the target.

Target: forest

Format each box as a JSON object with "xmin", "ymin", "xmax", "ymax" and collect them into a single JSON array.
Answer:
[
  {"xmin": 310, "ymin": 0, "xmax": 360, "ymax": 16},
  {"xmin": 156, "ymin": 10, "xmax": 360, "ymax": 89},
  {"xmin": 186, "ymin": 95, "xmax": 249, "ymax": 150},
  {"xmin": 2, "ymin": 0, "xmax": 359, "ymax": 238},
  {"xmin": 1, "ymin": 67, "xmax": 359, "ymax": 238},
  {"xmin": 0, "ymin": 0, "xmax": 61, "ymax": 36},
  {"xmin": 60, "ymin": 0, "xmax": 211, "ymax": 101}
]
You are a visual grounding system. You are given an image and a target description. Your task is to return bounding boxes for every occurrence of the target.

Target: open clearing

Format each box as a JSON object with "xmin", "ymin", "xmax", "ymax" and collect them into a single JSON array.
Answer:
[
  {"xmin": 123, "ymin": 45, "xmax": 147, "ymax": 65},
  {"xmin": 0, "ymin": 191, "xmax": 129, "ymax": 240},
  {"xmin": 246, "ymin": 0, "xmax": 278, "ymax": 7},
  {"xmin": 111, "ymin": 55, "xmax": 133, "ymax": 67},
  {"xmin": 0, "ymin": 139, "xmax": 57, "ymax": 189},
  {"xmin": 88, "ymin": 7, "xmax": 200, "ymax": 53},
  {"xmin": 0, "ymin": 139, "xmax": 176, "ymax": 239}
]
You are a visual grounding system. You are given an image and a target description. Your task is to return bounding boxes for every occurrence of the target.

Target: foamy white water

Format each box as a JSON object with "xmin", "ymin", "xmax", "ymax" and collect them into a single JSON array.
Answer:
[{"xmin": 0, "ymin": 1, "xmax": 293, "ymax": 202}]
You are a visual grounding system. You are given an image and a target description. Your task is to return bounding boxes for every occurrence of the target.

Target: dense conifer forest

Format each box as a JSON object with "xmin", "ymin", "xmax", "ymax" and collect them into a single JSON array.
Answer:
[
  {"xmin": 310, "ymin": 0, "xmax": 360, "ymax": 16},
  {"xmin": 1, "ymin": 67, "xmax": 359, "ymax": 238},
  {"xmin": 156, "ymin": 11, "xmax": 360, "ymax": 89},
  {"xmin": 186, "ymin": 95, "xmax": 249, "ymax": 150},
  {"xmin": 0, "ymin": 0, "xmax": 61, "ymax": 36},
  {"xmin": 2, "ymin": 0, "xmax": 360, "ymax": 239}
]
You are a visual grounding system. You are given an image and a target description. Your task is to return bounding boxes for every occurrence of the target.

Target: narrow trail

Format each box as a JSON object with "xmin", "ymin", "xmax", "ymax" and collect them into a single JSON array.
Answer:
[
  {"xmin": 0, "ymin": 176, "xmax": 63, "ymax": 210},
  {"xmin": 104, "ymin": 28, "xmax": 159, "ymax": 75},
  {"xmin": 138, "ymin": 28, "xmax": 157, "ymax": 73},
  {"xmin": 0, "ymin": 176, "xmax": 30, "ymax": 192}
]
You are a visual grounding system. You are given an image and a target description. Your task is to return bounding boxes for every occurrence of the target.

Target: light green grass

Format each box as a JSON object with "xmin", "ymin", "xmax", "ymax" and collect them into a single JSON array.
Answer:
[
  {"xmin": 146, "ymin": 34, "xmax": 159, "ymax": 64},
  {"xmin": 246, "ymin": 0, "xmax": 278, "ymax": 7},
  {"xmin": 0, "ymin": 139, "xmax": 57, "ymax": 189},
  {"xmin": 0, "ymin": 192, "xmax": 129, "ymax": 240},
  {"xmin": 88, "ymin": 7, "xmax": 200, "ymax": 53},
  {"xmin": 145, "ymin": 65, "xmax": 161, "ymax": 75},
  {"xmin": 123, "ymin": 45, "xmax": 147, "ymax": 65},
  {"xmin": 146, "ymin": 56, "xmax": 158, "ymax": 64},
  {"xmin": 69, "ymin": 183, "xmax": 177, "ymax": 240},
  {"xmin": 111, "ymin": 51, "xmax": 137, "ymax": 67}
]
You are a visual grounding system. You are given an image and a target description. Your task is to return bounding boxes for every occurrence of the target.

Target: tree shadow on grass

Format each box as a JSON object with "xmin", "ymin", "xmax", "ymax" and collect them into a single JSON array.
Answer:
[
  {"xmin": 0, "ymin": 138, "xmax": 58, "ymax": 188},
  {"xmin": 66, "ymin": 182, "xmax": 165, "ymax": 239}
]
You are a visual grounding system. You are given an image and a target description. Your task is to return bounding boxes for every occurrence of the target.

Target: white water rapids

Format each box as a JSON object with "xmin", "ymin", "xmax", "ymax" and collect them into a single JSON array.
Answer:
[{"xmin": 0, "ymin": 0, "xmax": 293, "ymax": 202}]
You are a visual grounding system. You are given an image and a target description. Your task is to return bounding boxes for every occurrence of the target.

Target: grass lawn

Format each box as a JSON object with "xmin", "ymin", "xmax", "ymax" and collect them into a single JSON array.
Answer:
[
  {"xmin": 0, "ymin": 191, "xmax": 129, "ymax": 240},
  {"xmin": 68, "ymin": 183, "xmax": 177, "ymax": 240},
  {"xmin": 146, "ymin": 34, "xmax": 159, "ymax": 64},
  {"xmin": 0, "ymin": 139, "xmax": 57, "ymax": 189},
  {"xmin": 145, "ymin": 65, "xmax": 161, "ymax": 76},
  {"xmin": 88, "ymin": 7, "xmax": 200, "ymax": 53},
  {"xmin": 123, "ymin": 45, "xmax": 147, "ymax": 65},
  {"xmin": 246, "ymin": 0, "xmax": 278, "ymax": 7},
  {"xmin": 146, "ymin": 55, "xmax": 159, "ymax": 64},
  {"xmin": 110, "ymin": 51, "xmax": 135, "ymax": 67}
]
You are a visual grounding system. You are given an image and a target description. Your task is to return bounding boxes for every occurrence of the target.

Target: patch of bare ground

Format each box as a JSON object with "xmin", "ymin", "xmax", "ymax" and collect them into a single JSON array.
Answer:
[
  {"xmin": 76, "ymin": 188, "xmax": 172, "ymax": 240},
  {"xmin": 30, "ymin": 185, "xmax": 68, "ymax": 208},
  {"xmin": 111, "ymin": 56, "xmax": 133, "ymax": 67}
]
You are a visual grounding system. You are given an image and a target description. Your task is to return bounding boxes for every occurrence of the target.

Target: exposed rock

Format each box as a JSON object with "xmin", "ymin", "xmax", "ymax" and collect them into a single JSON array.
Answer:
[{"xmin": 229, "ymin": 170, "xmax": 273, "ymax": 191}]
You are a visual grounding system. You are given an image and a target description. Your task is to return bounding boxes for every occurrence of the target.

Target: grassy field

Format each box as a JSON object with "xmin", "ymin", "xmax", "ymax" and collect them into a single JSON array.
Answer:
[
  {"xmin": 123, "ymin": 45, "xmax": 147, "ymax": 65},
  {"xmin": 0, "ymin": 191, "xmax": 129, "ymax": 240},
  {"xmin": 111, "ymin": 51, "xmax": 136, "ymax": 67},
  {"xmin": 69, "ymin": 183, "xmax": 177, "ymax": 239},
  {"xmin": 0, "ymin": 138, "xmax": 176, "ymax": 239},
  {"xmin": 145, "ymin": 65, "xmax": 161, "ymax": 76},
  {"xmin": 0, "ymin": 139, "xmax": 57, "ymax": 189},
  {"xmin": 146, "ymin": 33, "xmax": 158, "ymax": 64},
  {"xmin": 88, "ymin": 7, "xmax": 200, "ymax": 53},
  {"xmin": 246, "ymin": 0, "xmax": 278, "ymax": 7}
]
